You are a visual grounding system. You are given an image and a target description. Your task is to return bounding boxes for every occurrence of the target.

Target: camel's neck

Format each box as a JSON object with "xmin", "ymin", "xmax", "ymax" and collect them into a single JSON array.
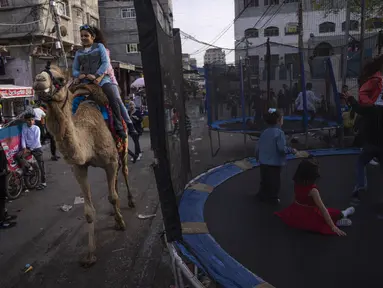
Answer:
[{"xmin": 46, "ymin": 90, "xmax": 79, "ymax": 158}]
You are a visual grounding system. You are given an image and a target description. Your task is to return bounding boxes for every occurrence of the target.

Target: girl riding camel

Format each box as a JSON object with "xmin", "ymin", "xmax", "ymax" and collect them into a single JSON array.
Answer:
[{"xmin": 72, "ymin": 24, "xmax": 136, "ymax": 139}]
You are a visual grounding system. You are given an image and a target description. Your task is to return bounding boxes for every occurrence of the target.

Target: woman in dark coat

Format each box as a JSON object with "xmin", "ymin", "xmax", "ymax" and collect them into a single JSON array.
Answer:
[{"xmin": 128, "ymin": 101, "xmax": 143, "ymax": 161}]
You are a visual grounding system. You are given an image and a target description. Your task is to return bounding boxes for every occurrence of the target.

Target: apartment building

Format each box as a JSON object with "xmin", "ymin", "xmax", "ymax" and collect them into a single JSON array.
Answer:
[
  {"xmin": 99, "ymin": 0, "xmax": 173, "ymax": 67},
  {"xmin": 204, "ymin": 48, "xmax": 226, "ymax": 65},
  {"xmin": 0, "ymin": 0, "xmax": 99, "ymax": 86},
  {"xmin": 234, "ymin": 0, "xmax": 381, "ymax": 82}
]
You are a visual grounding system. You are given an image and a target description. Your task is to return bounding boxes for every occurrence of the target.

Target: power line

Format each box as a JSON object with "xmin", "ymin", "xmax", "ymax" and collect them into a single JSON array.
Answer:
[
  {"xmin": 0, "ymin": 16, "xmax": 49, "ymax": 26},
  {"xmin": 190, "ymin": 0, "xmax": 257, "ymax": 56}
]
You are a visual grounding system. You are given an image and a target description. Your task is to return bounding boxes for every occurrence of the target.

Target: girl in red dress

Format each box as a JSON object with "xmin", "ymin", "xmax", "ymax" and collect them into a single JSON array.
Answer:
[{"xmin": 276, "ymin": 157, "xmax": 355, "ymax": 236}]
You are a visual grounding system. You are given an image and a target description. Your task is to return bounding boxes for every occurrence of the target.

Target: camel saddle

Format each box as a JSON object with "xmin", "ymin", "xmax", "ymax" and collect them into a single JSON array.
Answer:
[{"xmin": 70, "ymin": 84, "xmax": 127, "ymax": 147}]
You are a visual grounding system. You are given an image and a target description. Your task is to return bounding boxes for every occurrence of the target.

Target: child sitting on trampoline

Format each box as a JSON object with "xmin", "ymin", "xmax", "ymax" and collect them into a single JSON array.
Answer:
[
  {"xmin": 275, "ymin": 157, "xmax": 355, "ymax": 236},
  {"xmin": 255, "ymin": 108, "xmax": 297, "ymax": 204}
]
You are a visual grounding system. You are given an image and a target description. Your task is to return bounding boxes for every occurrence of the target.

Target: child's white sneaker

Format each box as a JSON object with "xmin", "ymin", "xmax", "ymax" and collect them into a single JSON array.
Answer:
[
  {"xmin": 369, "ymin": 158, "xmax": 379, "ymax": 166},
  {"xmin": 342, "ymin": 207, "xmax": 355, "ymax": 217},
  {"xmin": 336, "ymin": 218, "xmax": 352, "ymax": 227}
]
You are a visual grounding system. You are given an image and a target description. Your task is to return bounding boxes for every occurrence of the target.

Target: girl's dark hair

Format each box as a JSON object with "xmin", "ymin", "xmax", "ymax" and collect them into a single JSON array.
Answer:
[
  {"xmin": 358, "ymin": 54, "xmax": 383, "ymax": 87},
  {"xmin": 293, "ymin": 156, "xmax": 320, "ymax": 185},
  {"xmin": 263, "ymin": 108, "xmax": 282, "ymax": 125},
  {"xmin": 92, "ymin": 26, "xmax": 107, "ymax": 48}
]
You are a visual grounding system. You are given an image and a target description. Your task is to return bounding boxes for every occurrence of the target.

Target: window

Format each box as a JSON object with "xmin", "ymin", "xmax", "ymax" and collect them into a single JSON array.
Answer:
[
  {"xmin": 248, "ymin": 55, "xmax": 259, "ymax": 74},
  {"xmin": 244, "ymin": 0, "xmax": 259, "ymax": 7},
  {"xmin": 264, "ymin": 26, "xmax": 279, "ymax": 37},
  {"xmin": 319, "ymin": 22, "xmax": 335, "ymax": 33},
  {"xmin": 0, "ymin": 0, "xmax": 9, "ymax": 7},
  {"xmin": 121, "ymin": 8, "xmax": 136, "ymax": 19},
  {"xmin": 366, "ymin": 18, "xmax": 383, "ymax": 30},
  {"xmin": 285, "ymin": 22, "xmax": 298, "ymax": 35},
  {"xmin": 245, "ymin": 28, "xmax": 259, "ymax": 38},
  {"xmin": 314, "ymin": 42, "xmax": 333, "ymax": 57},
  {"xmin": 56, "ymin": 1, "xmax": 69, "ymax": 17},
  {"xmin": 342, "ymin": 20, "xmax": 359, "ymax": 31},
  {"xmin": 89, "ymin": 16, "xmax": 98, "ymax": 28},
  {"xmin": 264, "ymin": 0, "xmax": 279, "ymax": 5},
  {"xmin": 285, "ymin": 53, "xmax": 299, "ymax": 79},
  {"xmin": 126, "ymin": 43, "xmax": 140, "ymax": 53}
]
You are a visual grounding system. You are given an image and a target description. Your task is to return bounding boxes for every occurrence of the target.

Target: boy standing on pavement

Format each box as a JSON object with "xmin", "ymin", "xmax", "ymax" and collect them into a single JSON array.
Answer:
[{"xmin": 17, "ymin": 113, "xmax": 47, "ymax": 190}]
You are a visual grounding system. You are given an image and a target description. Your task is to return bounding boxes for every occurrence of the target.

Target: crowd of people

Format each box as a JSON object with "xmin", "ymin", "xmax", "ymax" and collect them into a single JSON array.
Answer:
[{"xmin": 255, "ymin": 54, "xmax": 383, "ymax": 236}]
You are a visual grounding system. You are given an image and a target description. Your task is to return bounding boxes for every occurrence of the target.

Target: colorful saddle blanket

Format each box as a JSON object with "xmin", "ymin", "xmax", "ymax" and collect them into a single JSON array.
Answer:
[{"xmin": 72, "ymin": 96, "xmax": 109, "ymax": 120}]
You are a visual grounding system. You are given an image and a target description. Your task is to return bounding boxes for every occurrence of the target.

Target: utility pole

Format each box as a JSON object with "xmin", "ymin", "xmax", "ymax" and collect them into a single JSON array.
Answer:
[
  {"xmin": 359, "ymin": 0, "xmax": 366, "ymax": 74},
  {"xmin": 50, "ymin": 0, "xmax": 68, "ymax": 70},
  {"xmin": 298, "ymin": 0, "xmax": 308, "ymax": 147},
  {"xmin": 266, "ymin": 37, "xmax": 271, "ymax": 104},
  {"xmin": 342, "ymin": 2, "xmax": 351, "ymax": 87}
]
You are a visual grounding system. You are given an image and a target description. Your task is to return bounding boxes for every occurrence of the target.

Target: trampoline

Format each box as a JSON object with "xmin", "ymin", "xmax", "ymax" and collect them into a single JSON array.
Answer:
[
  {"xmin": 178, "ymin": 148, "xmax": 383, "ymax": 288},
  {"xmin": 210, "ymin": 115, "xmax": 340, "ymax": 136}
]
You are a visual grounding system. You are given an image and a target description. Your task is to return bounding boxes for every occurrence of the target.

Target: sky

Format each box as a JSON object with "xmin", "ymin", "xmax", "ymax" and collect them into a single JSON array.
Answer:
[{"xmin": 172, "ymin": 0, "xmax": 235, "ymax": 66}]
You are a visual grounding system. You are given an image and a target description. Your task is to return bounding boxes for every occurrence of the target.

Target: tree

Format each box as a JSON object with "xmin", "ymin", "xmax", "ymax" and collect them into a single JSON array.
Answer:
[{"xmin": 316, "ymin": 0, "xmax": 383, "ymax": 18}]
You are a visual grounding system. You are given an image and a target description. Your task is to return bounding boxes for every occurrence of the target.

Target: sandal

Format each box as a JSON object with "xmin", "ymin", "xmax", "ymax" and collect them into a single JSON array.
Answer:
[
  {"xmin": 36, "ymin": 183, "xmax": 47, "ymax": 190},
  {"xmin": 0, "ymin": 220, "xmax": 17, "ymax": 229}
]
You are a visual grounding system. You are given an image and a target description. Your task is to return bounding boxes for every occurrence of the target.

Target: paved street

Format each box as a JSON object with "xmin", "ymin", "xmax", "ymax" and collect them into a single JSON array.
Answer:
[{"xmin": 0, "ymin": 130, "xmax": 175, "ymax": 288}]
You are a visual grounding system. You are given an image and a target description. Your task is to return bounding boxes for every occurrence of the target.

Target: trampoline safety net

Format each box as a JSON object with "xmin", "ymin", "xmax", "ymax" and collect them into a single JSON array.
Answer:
[
  {"xmin": 205, "ymin": 56, "xmax": 342, "ymax": 135},
  {"xmin": 134, "ymin": 0, "xmax": 191, "ymax": 242}
]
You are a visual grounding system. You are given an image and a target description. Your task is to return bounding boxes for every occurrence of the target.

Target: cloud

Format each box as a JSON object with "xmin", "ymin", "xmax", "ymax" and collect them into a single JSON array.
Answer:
[{"xmin": 173, "ymin": 0, "xmax": 235, "ymax": 66}]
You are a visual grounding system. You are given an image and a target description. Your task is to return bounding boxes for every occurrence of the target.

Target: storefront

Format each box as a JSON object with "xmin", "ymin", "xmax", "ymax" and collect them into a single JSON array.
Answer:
[{"xmin": 0, "ymin": 85, "xmax": 34, "ymax": 123}]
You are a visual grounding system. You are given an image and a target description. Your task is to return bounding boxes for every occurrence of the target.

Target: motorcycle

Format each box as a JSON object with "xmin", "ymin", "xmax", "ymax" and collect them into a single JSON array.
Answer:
[{"xmin": 2, "ymin": 146, "xmax": 41, "ymax": 200}]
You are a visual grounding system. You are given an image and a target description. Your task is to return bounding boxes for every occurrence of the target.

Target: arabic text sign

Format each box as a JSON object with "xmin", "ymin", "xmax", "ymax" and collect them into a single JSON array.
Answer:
[{"xmin": 0, "ymin": 88, "xmax": 34, "ymax": 98}]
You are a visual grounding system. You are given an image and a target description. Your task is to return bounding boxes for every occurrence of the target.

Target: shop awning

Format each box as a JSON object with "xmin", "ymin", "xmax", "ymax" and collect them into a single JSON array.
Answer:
[{"xmin": 0, "ymin": 85, "xmax": 34, "ymax": 99}]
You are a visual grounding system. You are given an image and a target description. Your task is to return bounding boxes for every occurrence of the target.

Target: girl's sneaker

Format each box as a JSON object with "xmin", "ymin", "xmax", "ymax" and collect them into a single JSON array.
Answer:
[
  {"xmin": 342, "ymin": 207, "xmax": 355, "ymax": 217},
  {"xmin": 369, "ymin": 158, "xmax": 379, "ymax": 166},
  {"xmin": 336, "ymin": 218, "xmax": 352, "ymax": 227}
]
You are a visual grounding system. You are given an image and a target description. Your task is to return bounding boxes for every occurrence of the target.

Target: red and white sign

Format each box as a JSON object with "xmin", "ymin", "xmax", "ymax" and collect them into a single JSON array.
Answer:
[{"xmin": 0, "ymin": 85, "xmax": 34, "ymax": 99}]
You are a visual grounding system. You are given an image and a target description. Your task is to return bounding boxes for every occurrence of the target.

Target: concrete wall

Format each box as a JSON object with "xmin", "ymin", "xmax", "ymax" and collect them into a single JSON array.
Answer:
[
  {"xmin": 99, "ymin": 0, "xmax": 141, "ymax": 66},
  {"xmin": 99, "ymin": 0, "xmax": 172, "ymax": 67},
  {"xmin": 0, "ymin": 51, "xmax": 33, "ymax": 87}
]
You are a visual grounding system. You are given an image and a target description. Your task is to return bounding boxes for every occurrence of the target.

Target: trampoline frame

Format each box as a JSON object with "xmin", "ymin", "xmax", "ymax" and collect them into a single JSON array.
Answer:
[
  {"xmin": 205, "ymin": 58, "xmax": 344, "ymax": 158},
  {"xmin": 176, "ymin": 148, "xmax": 361, "ymax": 288}
]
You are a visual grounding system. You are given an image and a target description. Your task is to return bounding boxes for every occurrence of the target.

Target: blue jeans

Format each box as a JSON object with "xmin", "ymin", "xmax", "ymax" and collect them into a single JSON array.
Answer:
[
  {"xmin": 109, "ymin": 84, "xmax": 132, "ymax": 125},
  {"xmin": 355, "ymin": 145, "xmax": 383, "ymax": 191}
]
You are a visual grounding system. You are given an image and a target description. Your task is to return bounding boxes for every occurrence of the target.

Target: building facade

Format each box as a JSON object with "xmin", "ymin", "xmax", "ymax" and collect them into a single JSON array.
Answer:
[
  {"xmin": 234, "ymin": 0, "xmax": 382, "ymax": 89},
  {"xmin": 204, "ymin": 48, "xmax": 226, "ymax": 65},
  {"xmin": 99, "ymin": 0, "xmax": 173, "ymax": 68},
  {"xmin": 0, "ymin": 0, "xmax": 99, "ymax": 87}
]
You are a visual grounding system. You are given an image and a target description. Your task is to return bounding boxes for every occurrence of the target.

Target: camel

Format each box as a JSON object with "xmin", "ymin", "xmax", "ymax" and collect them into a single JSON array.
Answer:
[{"xmin": 33, "ymin": 64, "xmax": 135, "ymax": 267}]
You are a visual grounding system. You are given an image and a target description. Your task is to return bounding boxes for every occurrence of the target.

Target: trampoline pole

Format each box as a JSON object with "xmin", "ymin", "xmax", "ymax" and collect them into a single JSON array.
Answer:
[{"xmin": 298, "ymin": 51, "xmax": 309, "ymax": 149}]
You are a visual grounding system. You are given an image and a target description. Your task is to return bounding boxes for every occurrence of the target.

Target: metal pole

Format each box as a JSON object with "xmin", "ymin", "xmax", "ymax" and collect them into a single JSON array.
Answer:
[
  {"xmin": 266, "ymin": 37, "xmax": 271, "ymax": 104},
  {"xmin": 359, "ymin": 0, "xmax": 366, "ymax": 74},
  {"xmin": 298, "ymin": 0, "xmax": 308, "ymax": 147},
  {"xmin": 342, "ymin": 2, "xmax": 350, "ymax": 87},
  {"xmin": 50, "ymin": 0, "xmax": 68, "ymax": 70},
  {"xmin": 240, "ymin": 57, "xmax": 246, "ymax": 130},
  {"xmin": 245, "ymin": 39, "xmax": 252, "ymax": 116}
]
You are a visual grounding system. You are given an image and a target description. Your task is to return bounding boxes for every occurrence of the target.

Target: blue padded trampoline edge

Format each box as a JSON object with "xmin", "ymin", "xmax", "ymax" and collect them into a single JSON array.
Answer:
[
  {"xmin": 178, "ymin": 148, "xmax": 361, "ymax": 288},
  {"xmin": 210, "ymin": 116, "xmax": 339, "ymax": 132}
]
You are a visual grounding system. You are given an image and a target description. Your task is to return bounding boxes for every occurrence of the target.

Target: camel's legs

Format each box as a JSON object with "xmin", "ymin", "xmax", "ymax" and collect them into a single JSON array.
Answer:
[
  {"xmin": 73, "ymin": 165, "xmax": 97, "ymax": 267},
  {"xmin": 120, "ymin": 149, "xmax": 135, "ymax": 208},
  {"xmin": 105, "ymin": 161, "xmax": 126, "ymax": 230}
]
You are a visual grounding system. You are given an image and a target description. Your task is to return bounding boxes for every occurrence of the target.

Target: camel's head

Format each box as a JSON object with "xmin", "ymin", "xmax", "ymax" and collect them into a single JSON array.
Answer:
[{"xmin": 33, "ymin": 62, "xmax": 68, "ymax": 103}]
